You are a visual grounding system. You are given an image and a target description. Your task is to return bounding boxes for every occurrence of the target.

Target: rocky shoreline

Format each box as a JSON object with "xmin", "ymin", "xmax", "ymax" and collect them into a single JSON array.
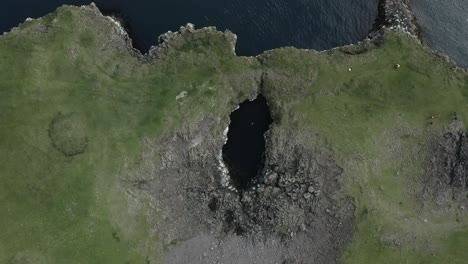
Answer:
[
  {"xmin": 0, "ymin": 0, "xmax": 432, "ymax": 59},
  {"xmin": 0, "ymin": 0, "xmax": 422, "ymax": 64},
  {"xmin": 91, "ymin": 0, "xmax": 422, "ymax": 62},
  {"xmin": 371, "ymin": 0, "xmax": 420, "ymax": 39}
]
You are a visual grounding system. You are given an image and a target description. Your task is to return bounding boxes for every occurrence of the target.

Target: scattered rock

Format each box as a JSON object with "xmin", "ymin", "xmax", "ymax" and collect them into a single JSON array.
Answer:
[
  {"xmin": 267, "ymin": 172, "xmax": 278, "ymax": 184},
  {"xmin": 145, "ymin": 117, "xmax": 354, "ymax": 264},
  {"xmin": 300, "ymin": 223, "xmax": 307, "ymax": 232},
  {"xmin": 176, "ymin": 91, "xmax": 188, "ymax": 100},
  {"xmin": 381, "ymin": 233, "xmax": 402, "ymax": 248}
]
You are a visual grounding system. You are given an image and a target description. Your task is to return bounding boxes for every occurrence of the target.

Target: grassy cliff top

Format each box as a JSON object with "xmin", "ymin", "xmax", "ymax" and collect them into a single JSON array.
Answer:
[{"xmin": 1, "ymin": 4, "xmax": 467, "ymax": 264}]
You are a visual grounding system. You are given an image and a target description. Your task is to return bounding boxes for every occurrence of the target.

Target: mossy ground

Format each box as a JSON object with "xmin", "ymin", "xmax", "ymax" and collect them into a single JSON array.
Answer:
[
  {"xmin": 0, "ymin": 5, "xmax": 259, "ymax": 264},
  {"xmin": 1, "ymin": 4, "xmax": 468, "ymax": 264},
  {"xmin": 261, "ymin": 30, "xmax": 468, "ymax": 263}
]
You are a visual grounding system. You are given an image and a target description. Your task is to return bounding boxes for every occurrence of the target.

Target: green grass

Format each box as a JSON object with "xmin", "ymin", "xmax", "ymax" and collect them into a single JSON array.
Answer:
[
  {"xmin": 2, "ymin": 4, "xmax": 468, "ymax": 264},
  {"xmin": 261, "ymin": 31, "xmax": 468, "ymax": 263},
  {"xmin": 0, "ymin": 5, "xmax": 259, "ymax": 263}
]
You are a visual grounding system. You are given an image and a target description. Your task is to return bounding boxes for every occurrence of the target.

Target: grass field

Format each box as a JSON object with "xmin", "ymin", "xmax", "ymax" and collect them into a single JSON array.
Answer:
[
  {"xmin": 261, "ymin": 30, "xmax": 468, "ymax": 263},
  {"xmin": 0, "ymin": 5, "xmax": 259, "ymax": 263},
  {"xmin": 1, "ymin": 4, "xmax": 468, "ymax": 263}
]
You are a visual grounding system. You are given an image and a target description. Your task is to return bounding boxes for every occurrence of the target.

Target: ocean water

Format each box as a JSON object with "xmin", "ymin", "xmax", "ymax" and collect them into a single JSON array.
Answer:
[
  {"xmin": 1, "ymin": 0, "xmax": 378, "ymax": 56},
  {"xmin": 410, "ymin": 0, "xmax": 468, "ymax": 68}
]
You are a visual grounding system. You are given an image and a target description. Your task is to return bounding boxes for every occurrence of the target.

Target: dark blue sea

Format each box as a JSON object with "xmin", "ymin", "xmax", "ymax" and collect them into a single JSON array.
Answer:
[
  {"xmin": 1, "ymin": 1, "xmax": 467, "ymax": 65},
  {"xmin": 1, "ymin": 0, "xmax": 379, "ymax": 56},
  {"xmin": 410, "ymin": 0, "xmax": 468, "ymax": 68}
]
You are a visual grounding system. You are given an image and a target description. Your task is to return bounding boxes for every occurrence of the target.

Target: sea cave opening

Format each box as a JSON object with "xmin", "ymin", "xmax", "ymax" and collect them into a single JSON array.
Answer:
[{"xmin": 222, "ymin": 94, "xmax": 273, "ymax": 191}]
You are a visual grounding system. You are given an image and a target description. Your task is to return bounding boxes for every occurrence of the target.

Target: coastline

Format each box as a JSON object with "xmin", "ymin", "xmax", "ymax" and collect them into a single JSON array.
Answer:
[
  {"xmin": 0, "ymin": 1, "xmax": 427, "ymax": 61},
  {"xmin": 371, "ymin": 0, "xmax": 421, "ymax": 39},
  {"xmin": 1, "ymin": 1, "xmax": 468, "ymax": 263}
]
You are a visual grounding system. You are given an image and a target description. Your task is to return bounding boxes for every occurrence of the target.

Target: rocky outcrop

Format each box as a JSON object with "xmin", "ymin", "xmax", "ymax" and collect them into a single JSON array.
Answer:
[
  {"xmin": 127, "ymin": 68, "xmax": 354, "ymax": 263},
  {"xmin": 424, "ymin": 122, "xmax": 468, "ymax": 208},
  {"xmin": 72, "ymin": 4, "xmax": 237, "ymax": 63},
  {"xmin": 147, "ymin": 24, "xmax": 237, "ymax": 60},
  {"xmin": 371, "ymin": 0, "xmax": 420, "ymax": 39},
  {"xmin": 137, "ymin": 117, "xmax": 354, "ymax": 264}
]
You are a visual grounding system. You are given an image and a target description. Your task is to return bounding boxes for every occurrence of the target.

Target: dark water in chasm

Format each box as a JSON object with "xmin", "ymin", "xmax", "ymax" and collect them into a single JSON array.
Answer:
[
  {"xmin": 1, "ymin": 0, "xmax": 378, "ymax": 56},
  {"xmin": 222, "ymin": 95, "xmax": 272, "ymax": 190}
]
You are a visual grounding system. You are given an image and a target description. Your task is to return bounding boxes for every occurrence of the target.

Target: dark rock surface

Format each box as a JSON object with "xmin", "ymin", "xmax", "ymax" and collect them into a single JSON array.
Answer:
[
  {"xmin": 120, "ymin": 60, "xmax": 356, "ymax": 262},
  {"xmin": 424, "ymin": 122, "xmax": 468, "ymax": 207},
  {"xmin": 370, "ymin": 0, "xmax": 420, "ymax": 41}
]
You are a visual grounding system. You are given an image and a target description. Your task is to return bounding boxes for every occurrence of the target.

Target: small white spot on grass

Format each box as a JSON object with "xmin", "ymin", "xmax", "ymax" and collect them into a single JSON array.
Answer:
[{"xmin": 176, "ymin": 91, "xmax": 188, "ymax": 100}]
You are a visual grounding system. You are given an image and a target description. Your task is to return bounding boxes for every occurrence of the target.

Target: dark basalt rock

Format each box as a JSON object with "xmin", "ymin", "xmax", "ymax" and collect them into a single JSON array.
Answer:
[
  {"xmin": 424, "ymin": 122, "xmax": 468, "ymax": 205},
  {"xmin": 138, "ymin": 105, "xmax": 354, "ymax": 263},
  {"xmin": 370, "ymin": 0, "xmax": 421, "ymax": 42}
]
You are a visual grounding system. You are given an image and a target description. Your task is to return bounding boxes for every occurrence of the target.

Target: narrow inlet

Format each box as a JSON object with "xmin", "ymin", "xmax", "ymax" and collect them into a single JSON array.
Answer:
[{"xmin": 222, "ymin": 94, "xmax": 273, "ymax": 190}]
